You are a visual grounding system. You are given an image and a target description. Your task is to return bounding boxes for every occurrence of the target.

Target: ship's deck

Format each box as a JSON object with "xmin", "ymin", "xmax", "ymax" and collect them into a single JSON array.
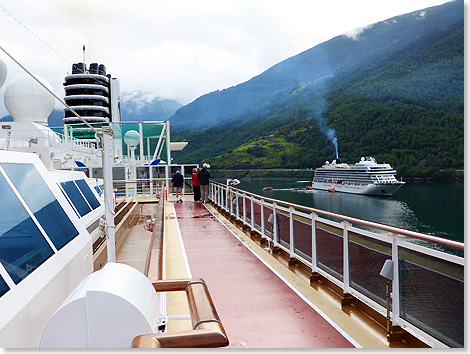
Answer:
[{"xmin": 116, "ymin": 195, "xmax": 390, "ymax": 348}]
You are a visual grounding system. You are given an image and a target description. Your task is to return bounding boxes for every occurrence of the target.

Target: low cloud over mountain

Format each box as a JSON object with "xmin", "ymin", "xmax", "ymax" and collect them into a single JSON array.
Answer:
[{"xmin": 120, "ymin": 90, "xmax": 182, "ymax": 122}]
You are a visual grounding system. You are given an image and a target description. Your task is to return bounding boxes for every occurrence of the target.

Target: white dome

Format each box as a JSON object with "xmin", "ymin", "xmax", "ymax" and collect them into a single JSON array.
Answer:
[
  {"xmin": 124, "ymin": 130, "xmax": 140, "ymax": 148},
  {"xmin": 4, "ymin": 74, "xmax": 55, "ymax": 124},
  {"xmin": 0, "ymin": 55, "xmax": 6, "ymax": 90}
]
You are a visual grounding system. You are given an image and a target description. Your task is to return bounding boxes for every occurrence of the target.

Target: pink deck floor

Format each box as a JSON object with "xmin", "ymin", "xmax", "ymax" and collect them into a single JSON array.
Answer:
[{"xmin": 173, "ymin": 200, "xmax": 356, "ymax": 348}]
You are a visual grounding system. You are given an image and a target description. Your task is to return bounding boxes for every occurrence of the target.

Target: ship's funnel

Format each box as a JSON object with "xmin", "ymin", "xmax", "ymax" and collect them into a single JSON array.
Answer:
[{"xmin": 64, "ymin": 62, "xmax": 114, "ymax": 125}]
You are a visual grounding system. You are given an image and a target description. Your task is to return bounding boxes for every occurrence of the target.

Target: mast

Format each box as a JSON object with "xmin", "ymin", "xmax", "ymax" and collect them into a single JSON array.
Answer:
[{"xmin": 82, "ymin": 44, "xmax": 86, "ymax": 69}]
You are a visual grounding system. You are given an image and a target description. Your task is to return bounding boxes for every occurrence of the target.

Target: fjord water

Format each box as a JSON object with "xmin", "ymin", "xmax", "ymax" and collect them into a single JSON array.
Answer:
[{"xmin": 230, "ymin": 179, "xmax": 464, "ymax": 243}]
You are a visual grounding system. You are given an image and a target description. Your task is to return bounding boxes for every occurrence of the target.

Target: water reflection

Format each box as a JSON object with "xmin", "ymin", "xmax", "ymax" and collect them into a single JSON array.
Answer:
[
  {"xmin": 300, "ymin": 189, "xmax": 419, "ymax": 231},
  {"xmin": 228, "ymin": 178, "xmax": 463, "ymax": 244}
]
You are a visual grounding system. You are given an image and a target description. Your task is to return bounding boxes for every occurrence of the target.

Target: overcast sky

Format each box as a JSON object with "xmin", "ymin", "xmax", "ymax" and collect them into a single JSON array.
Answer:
[{"xmin": 0, "ymin": 0, "xmax": 453, "ymax": 116}]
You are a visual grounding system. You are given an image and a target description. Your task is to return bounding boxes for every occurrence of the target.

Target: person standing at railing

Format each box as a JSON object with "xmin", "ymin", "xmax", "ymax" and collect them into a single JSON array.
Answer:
[
  {"xmin": 198, "ymin": 163, "xmax": 211, "ymax": 203},
  {"xmin": 171, "ymin": 170, "xmax": 184, "ymax": 203},
  {"xmin": 192, "ymin": 168, "xmax": 201, "ymax": 202}
]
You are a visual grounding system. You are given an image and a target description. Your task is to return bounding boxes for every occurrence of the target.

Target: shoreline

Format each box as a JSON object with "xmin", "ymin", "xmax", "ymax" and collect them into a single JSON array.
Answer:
[{"xmin": 210, "ymin": 169, "xmax": 464, "ymax": 182}]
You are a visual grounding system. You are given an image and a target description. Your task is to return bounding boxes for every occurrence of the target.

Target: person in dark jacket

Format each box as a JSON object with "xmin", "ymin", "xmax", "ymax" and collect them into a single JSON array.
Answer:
[
  {"xmin": 171, "ymin": 170, "xmax": 184, "ymax": 203},
  {"xmin": 198, "ymin": 164, "xmax": 211, "ymax": 203},
  {"xmin": 192, "ymin": 168, "xmax": 201, "ymax": 202}
]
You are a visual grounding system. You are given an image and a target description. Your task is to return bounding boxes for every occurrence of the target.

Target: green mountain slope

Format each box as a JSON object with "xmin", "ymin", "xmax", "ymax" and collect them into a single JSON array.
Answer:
[
  {"xmin": 170, "ymin": 0, "xmax": 463, "ymax": 179},
  {"xmin": 169, "ymin": 0, "xmax": 462, "ymax": 130}
]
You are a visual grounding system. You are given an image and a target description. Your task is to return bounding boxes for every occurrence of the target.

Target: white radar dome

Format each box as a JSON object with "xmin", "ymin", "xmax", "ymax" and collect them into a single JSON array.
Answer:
[
  {"xmin": 4, "ymin": 74, "xmax": 55, "ymax": 124},
  {"xmin": 124, "ymin": 130, "xmax": 140, "ymax": 148},
  {"xmin": 0, "ymin": 55, "xmax": 6, "ymax": 90}
]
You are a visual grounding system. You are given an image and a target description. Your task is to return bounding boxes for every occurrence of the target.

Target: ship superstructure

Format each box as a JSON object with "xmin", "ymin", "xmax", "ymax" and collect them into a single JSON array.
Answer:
[
  {"xmin": 63, "ymin": 62, "xmax": 120, "ymax": 125},
  {"xmin": 312, "ymin": 156, "xmax": 405, "ymax": 196}
]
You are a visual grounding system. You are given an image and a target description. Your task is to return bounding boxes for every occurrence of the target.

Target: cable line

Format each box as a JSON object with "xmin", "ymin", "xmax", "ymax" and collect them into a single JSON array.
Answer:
[
  {"xmin": 0, "ymin": 4, "xmax": 72, "ymax": 64},
  {"xmin": 0, "ymin": 45, "xmax": 99, "ymax": 135}
]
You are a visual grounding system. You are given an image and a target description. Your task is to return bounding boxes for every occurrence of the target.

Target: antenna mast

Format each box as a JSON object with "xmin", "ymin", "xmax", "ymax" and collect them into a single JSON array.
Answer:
[{"xmin": 82, "ymin": 44, "xmax": 86, "ymax": 69}]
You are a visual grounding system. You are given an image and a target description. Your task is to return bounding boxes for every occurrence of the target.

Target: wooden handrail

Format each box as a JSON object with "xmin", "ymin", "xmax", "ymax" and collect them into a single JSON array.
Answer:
[
  {"xmin": 144, "ymin": 182, "xmax": 165, "ymax": 279},
  {"xmin": 131, "ymin": 278, "xmax": 229, "ymax": 348}
]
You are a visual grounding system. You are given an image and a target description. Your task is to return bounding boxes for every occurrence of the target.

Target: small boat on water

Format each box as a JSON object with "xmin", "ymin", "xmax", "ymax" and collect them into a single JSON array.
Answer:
[
  {"xmin": 312, "ymin": 156, "xmax": 405, "ymax": 196},
  {"xmin": 263, "ymin": 186, "xmax": 273, "ymax": 191}
]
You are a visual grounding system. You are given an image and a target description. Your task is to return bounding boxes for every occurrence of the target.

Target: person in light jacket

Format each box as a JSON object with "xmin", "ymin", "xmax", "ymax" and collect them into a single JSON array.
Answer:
[{"xmin": 198, "ymin": 163, "xmax": 211, "ymax": 203}]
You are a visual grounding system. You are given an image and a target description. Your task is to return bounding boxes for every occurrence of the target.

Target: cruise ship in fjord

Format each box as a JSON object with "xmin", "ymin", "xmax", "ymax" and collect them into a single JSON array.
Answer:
[{"xmin": 312, "ymin": 156, "xmax": 405, "ymax": 196}]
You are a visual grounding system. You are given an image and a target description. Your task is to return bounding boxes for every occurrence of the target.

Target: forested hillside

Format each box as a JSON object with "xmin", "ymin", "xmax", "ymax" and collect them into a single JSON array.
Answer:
[{"xmin": 170, "ymin": 0, "xmax": 463, "ymax": 179}]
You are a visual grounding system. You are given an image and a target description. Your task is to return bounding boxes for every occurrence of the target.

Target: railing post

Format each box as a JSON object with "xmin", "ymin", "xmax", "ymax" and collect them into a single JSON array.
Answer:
[
  {"xmin": 101, "ymin": 127, "xmax": 116, "ymax": 263},
  {"xmin": 243, "ymin": 194, "xmax": 247, "ymax": 224},
  {"xmin": 220, "ymin": 185, "xmax": 224, "ymax": 210},
  {"xmin": 149, "ymin": 166, "xmax": 154, "ymax": 196},
  {"xmin": 289, "ymin": 206, "xmax": 295, "ymax": 259},
  {"xmin": 343, "ymin": 221, "xmax": 351, "ymax": 294},
  {"xmin": 311, "ymin": 212, "xmax": 317, "ymax": 272},
  {"xmin": 235, "ymin": 191, "xmax": 239, "ymax": 220},
  {"xmin": 250, "ymin": 195, "xmax": 255, "ymax": 231},
  {"xmin": 229, "ymin": 187, "xmax": 233, "ymax": 216},
  {"xmin": 391, "ymin": 236, "xmax": 400, "ymax": 325},
  {"xmin": 211, "ymin": 181, "xmax": 214, "ymax": 201},
  {"xmin": 261, "ymin": 199, "xmax": 265, "ymax": 238},
  {"xmin": 219, "ymin": 184, "xmax": 223, "ymax": 209},
  {"xmin": 211, "ymin": 182, "xmax": 215, "ymax": 204},
  {"xmin": 273, "ymin": 202, "xmax": 278, "ymax": 247},
  {"xmin": 125, "ymin": 166, "xmax": 129, "ymax": 197}
]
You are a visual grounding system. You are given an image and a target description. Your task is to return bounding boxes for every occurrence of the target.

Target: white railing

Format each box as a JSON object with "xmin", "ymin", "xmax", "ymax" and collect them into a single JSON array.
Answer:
[
  {"xmin": 4, "ymin": 129, "xmax": 97, "ymax": 155},
  {"xmin": 113, "ymin": 179, "xmax": 166, "ymax": 198},
  {"xmin": 209, "ymin": 181, "xmax": 464, "ymax": 348},
  {"xmin": 112, "ymin": 176, "xmax": 194, "ymax": 199}
]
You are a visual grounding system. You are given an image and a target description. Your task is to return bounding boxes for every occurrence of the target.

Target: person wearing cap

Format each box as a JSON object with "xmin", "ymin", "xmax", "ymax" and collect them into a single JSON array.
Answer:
[
  {"xmin": 171, "ymin": 169, "xmax": 184, "ymax": 203},
  {"xmin": 198, "ymin": 163, "xmax": 211, "ymax": 203}
]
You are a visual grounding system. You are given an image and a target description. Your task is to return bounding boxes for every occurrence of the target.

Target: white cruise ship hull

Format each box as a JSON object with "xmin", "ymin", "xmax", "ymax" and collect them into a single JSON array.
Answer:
[{"xmin": 312, "ymin": 181, "xmax": 405, "ymax": 196}]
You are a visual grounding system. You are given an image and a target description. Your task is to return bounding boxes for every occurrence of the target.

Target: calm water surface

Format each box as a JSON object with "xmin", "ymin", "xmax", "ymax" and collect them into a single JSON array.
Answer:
[{"xmin": 221, "ymin": 179, "xmax": 464, "ymax": 243}]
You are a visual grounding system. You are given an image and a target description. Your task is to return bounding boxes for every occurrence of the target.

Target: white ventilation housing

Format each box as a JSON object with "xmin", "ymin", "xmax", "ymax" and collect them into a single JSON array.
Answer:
[{"xmin": 39, "ymin": 263, "xmax": 160, "ymax": 348}]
